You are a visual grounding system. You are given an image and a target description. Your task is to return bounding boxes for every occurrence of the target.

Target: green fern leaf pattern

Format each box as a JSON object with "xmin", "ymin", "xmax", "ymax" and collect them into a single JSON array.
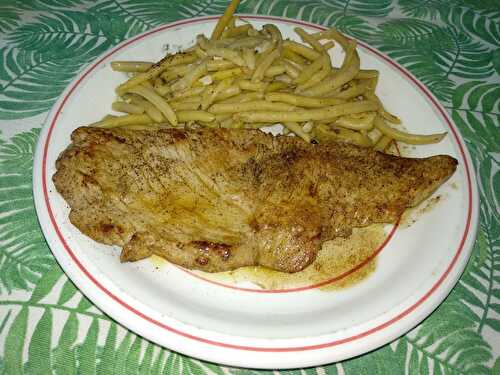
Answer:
[
  {"xmin": 138, "ymin": 341, "xmax": 155, "ymax": 373},
  {"xmin": 399, "ymin": 0, "xmax": 500, "ymax": 47},
  {"xmin": 0, "ymin": 46, "xmax": 110, "ymax": 119},
  {"xmin": 342, "ymin": 344, "xmax": 405, "ymax": 374},
  {"xmin": 29, "ymin": 265, "xmax": 63, "ymax": 303},
  {"xmin": 0, "ymin": 0, "xmax": 85, "ymax": 33},
  {"xmin": 451, "ymin": 81, "xmax": 500, "ymax": 155},
  {"xmin": 400, "ymin": 78, "xmax": 499, "ymax": 371},
  {"xmin": 0, "ymin": 9, "xmax": 121, "ymax": 120},
  {"xmin": 7, "ymin": 10, "xmax": 115, "ymax": 54},
  {"xmin": 7, "ymin": 0, "xmax": 88, "ymax": 11},
  {"xmin": 96, "ymin": 321, "xmax": 117, "ymax": 374},
  {"xmin": 2, "ymin": 269, "xmax": 287, "ymax": 375},
  {"xmin": 228, "ymin": 366, "xmax": 275, "ymax": 375},
  {"xmin": 177, "ymin": 0, "xmax": 230, "ymax": 18},
  {"xmin": 241, "ymin": 0, "xmax": 393, "ymax": 18},
  {"xmin": 0, "ymin": 6, "xmax": 21, "ymax": 33},
  {"xmin": 5, "ymin": 288, "xmax": 222, "ymax": 374},
  {"xmin": 398, "ymin": 0, "xmax": 448, "ymax": 20},
  {"xmin": 459, "ymin": 0, "xmax": 500, "ymax": 21},
  {"xmin": 374, "ymin": 19, "xmax": 494, "ymax": 102},
  {"xmin": 0, "ymin": 129, "xmax": 54, "ymax": 293},
  {"xmin": 3, "ymin": 306, "xmax": 28, "ymax": 375},
  {"xmin": 53, "ymin": 312, "xmax": 78, "ymax": 375},
  {"xmin": 86, "ymin": 0, "xmax": 192, "ymax": 38},
  {"xmin": 446, "ymin": 6, "xmax": 500, "ymax": 47},
  {"xmin": 57, "ymin": 278, "xmax": 79, "ymax": 305},
  {"xmin": 0, "ymin": 271, "xmax": 166, "ymax": 374},
  {"xmin": 379, "ymin": 237, "xmax": 498, "ymax": 375},
  {"xmin": 402, "ymin": 298, "xmax": 492, "ymax": 374},
  {"xmin": 239, "ymin": 0, "xmax": 393, "ymax": 40},
  {"xmin": 25, "ymin": 308, "xmax": 53, "ymax": 374},
  {"xmin": 0, "ymin": 0, "xmax": 88, "ymax": 36}
]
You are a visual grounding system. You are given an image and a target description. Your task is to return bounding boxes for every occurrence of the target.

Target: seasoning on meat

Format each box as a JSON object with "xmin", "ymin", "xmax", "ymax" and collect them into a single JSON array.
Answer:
[{"xmin": 53, "ymin": 127, "xmax": 457, "ymax": 273}]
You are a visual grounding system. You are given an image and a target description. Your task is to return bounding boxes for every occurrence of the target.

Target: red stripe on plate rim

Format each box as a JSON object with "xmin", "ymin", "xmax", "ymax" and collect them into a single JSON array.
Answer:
[
  {"xmin": 178, "ymin": 219, "xmax": 399, "ymax": 293},
  {"xmin": 41, "ymin": 15, "xmax": 474, "ymax": 352}
]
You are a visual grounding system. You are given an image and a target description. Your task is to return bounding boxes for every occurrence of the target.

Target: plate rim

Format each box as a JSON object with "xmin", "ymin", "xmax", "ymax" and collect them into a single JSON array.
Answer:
[{"xmin": 32, "ymin": 14, "xmax": 479, "ymax": 369}]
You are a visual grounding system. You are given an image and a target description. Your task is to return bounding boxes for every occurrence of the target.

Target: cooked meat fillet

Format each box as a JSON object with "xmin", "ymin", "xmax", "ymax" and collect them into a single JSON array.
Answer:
[{"xmin": 53, "ymin": 127, "xmax": 457, "ymax": 273}]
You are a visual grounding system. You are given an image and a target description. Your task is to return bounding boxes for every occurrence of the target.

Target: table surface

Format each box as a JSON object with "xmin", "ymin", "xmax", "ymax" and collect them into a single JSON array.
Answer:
[{"xmin": 0, "ymin": 1, "xmax": 498, "ymax": 374}]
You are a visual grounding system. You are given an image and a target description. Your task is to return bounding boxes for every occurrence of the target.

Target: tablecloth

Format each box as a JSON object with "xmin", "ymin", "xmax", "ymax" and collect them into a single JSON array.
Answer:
[{"xmin": 0, "ymin": 0, "xmax": 498, "ymax": 373}]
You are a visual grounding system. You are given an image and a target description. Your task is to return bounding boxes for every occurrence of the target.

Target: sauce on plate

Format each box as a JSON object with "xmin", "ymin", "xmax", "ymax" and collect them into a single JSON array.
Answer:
[{"xmin": 190, "ymin": 224, "xmax": 386, "ymax": 291}]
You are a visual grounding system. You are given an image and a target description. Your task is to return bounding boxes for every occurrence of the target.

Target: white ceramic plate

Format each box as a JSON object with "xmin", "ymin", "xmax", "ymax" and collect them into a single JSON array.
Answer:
[{"xmin": 33, "ymin": 15, "xmax": 478, "ymax": 369}]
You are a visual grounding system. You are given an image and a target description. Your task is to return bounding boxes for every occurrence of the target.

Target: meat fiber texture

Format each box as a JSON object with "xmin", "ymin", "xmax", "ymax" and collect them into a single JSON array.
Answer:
[{"xmin": 53, "ymin": 127, "xmax": 457, "ymax": 273}]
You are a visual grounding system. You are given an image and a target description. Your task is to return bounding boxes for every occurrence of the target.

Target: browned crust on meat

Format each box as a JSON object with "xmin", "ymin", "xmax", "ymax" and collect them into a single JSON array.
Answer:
[{"xmin": 53, "ymin": 127, "xmax": 457, "ymax": 273}]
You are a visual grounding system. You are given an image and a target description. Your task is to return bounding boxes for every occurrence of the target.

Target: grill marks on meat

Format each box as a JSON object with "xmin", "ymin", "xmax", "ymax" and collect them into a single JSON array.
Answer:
[{"xmin": 53, "ymin": 127, "xmax": 457, "ymax": 273}]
